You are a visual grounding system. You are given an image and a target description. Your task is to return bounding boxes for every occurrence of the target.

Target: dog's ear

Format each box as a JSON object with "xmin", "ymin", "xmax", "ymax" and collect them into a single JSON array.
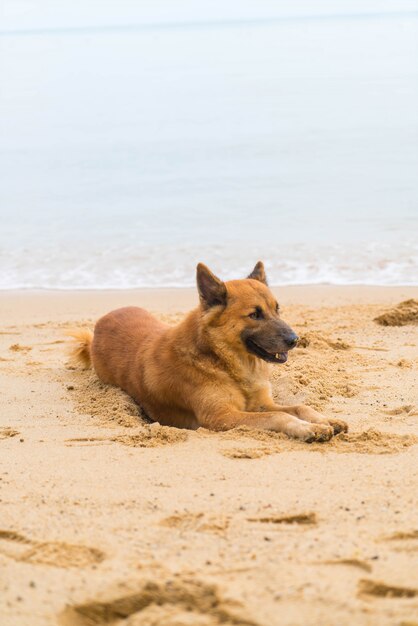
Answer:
[
  {"xmin": 247, "ymin": 261, "xmax": 267, "ymax": 285},
  {"xmin": 196, "ymin": 263, "xmax": 227, "ymax": 309}
]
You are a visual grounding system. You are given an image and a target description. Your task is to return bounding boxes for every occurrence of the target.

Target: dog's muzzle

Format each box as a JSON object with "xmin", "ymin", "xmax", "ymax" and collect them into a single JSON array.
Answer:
[
  {"xmin": 244, "ymin": 330, "xmax": 299, "ymax": 364},
  {"xmin": 245, "ymin": 338, "xmax": 289, "ymax": 363}
]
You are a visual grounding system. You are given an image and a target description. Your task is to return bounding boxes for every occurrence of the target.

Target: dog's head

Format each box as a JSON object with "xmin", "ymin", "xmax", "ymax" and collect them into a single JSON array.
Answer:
[{"xmin": 196, "ymin": 261, "xmax": 298, "ymax": 364}]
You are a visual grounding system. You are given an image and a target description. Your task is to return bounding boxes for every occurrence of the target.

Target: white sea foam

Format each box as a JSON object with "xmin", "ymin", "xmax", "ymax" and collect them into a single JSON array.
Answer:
[{"xmin": 1, "ymin": 240, "xmax": 417, "ymax": 288}]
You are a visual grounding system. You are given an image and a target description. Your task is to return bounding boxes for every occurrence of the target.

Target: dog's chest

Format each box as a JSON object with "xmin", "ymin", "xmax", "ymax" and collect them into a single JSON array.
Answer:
[{"xmin": 243, "ymin": 380, "xmax": 273, "ymax": 412}]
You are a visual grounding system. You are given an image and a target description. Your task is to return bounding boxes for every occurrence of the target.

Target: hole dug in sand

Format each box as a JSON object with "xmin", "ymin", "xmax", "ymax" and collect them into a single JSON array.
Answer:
[
  {"xmin": 374, "ymin": 299, "xmax": 418, "ymax": 326},
  {"xmin": 0, "ymin": 529, "xmax": 105, "ymax": 568},
  {"xmin": 358, "ymin": 579, "xmax": 418, "ymax": 599},
  {"xmin": 67, "ymin": 371, "xmax": 185, "ymax": 448},
  {"xmin": 69, "ymin": 372, "xmax": 148, "ymax": 428},
  {"xmin": 59, "ymin": 578, "xmax": 261, "ymax": 626}
]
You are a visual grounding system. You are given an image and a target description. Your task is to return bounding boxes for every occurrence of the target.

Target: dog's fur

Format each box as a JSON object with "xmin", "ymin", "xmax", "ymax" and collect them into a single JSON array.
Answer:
[{"xmin": 69, "ymin": 262, "xmax": 347, "ymax": 441}]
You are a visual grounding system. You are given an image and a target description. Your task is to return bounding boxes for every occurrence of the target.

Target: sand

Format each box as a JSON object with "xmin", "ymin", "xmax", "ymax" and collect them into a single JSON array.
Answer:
[{"xmin": 0, "ymin": 286, "xmax": 417, "ymax": 626}]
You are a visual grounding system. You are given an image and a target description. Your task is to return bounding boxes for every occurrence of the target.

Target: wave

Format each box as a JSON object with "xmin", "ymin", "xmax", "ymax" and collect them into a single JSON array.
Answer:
[{"xmin": 1, "ymin": 241, "xmax": 417, "ymax": 288}]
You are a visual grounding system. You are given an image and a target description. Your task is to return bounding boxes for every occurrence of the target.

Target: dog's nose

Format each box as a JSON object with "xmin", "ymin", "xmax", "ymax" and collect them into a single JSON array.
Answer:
[{"xmin": 284, "ymin": 332, "xmax": 299, "ymax": 348}]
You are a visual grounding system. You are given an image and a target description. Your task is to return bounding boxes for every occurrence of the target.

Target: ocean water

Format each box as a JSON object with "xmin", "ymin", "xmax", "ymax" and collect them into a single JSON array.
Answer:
[{"xmin": 1, "ymin": 1, "xmax": 417, "ymax": 288}]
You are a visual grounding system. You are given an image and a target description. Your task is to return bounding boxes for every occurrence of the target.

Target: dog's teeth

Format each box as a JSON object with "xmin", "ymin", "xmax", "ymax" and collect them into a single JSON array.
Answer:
[{"xmin": 275, "ymin": 353, "xmax": 279, "ymax": 359}]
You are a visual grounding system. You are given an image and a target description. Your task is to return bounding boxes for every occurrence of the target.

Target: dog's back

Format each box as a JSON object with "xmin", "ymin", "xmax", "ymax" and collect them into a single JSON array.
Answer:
[
  {"xmin": 70, "ymin": 306, "xmax": 166, "ymax": 391},
  {"xmin": 92, "ymin": 307, "xmax": 165, "ymax": 388}
]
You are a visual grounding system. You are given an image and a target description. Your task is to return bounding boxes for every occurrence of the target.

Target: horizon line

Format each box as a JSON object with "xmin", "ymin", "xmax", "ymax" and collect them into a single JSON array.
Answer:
[{"xmin": 1, "ymin": 10, "xmax": 418, "ymax": 38}]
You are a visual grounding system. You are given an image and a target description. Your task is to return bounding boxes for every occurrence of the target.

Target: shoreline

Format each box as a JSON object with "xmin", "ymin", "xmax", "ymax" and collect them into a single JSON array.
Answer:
[{"xmin": 0, "ymin": 285, "xmax": 416, "ymax": 325}]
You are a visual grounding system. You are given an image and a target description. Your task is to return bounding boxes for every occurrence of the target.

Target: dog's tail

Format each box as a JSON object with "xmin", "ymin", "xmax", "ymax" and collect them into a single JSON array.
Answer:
[{"xmin": 67, "ymin": 328, "xmax": 94, "ymax": 369}]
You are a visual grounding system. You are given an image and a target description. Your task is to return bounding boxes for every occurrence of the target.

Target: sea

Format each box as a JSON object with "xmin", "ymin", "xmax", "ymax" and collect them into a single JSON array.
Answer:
[{"xmin": 1, "ymin": 1, "xmax": 417, "ymax": 288}]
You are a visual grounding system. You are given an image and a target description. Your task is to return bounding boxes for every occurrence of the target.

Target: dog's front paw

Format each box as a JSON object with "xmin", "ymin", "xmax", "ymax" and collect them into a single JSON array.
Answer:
[
  {"xmin": 327, "ymin": 418, "xmax": 348, "ymax": 435},
  {"xmin": 295, "ymin": 422, "xmax": 334, "ymax": 443}
]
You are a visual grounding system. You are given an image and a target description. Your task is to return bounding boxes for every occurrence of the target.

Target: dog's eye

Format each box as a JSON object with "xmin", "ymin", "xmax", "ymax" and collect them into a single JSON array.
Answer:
[
  {"xmin": 249, "ymin": 307, "xmax": 263, "ymax": 320},
  {"xmin": 275, "ymin": 302, "xmax": 280, "ymax": 313}
]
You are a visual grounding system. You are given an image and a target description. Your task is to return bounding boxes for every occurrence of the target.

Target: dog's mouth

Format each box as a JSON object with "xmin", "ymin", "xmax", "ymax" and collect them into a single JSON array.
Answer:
[{"xmin": 245, "ymin": 338, "xmax": 288, "ymax": 364}]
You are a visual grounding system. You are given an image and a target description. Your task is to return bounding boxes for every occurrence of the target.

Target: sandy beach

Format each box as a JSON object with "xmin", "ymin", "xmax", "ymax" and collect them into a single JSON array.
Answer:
[{"xmin": 1, "ymin": 285, "xmax": 418, "ymax": 626}]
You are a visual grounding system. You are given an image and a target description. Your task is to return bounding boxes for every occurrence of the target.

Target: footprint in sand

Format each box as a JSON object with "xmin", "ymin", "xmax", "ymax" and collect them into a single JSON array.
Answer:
[
  {"xmin": 383, "ymin": 530, "xmax": 418, "ymax": 541},
  {"xmin": 221, "ymin": 446, "xmax": 270, "ymax": 459},
  {"xmin": 247, "ymin": 512, "xmax": 317, "ymax": 526},
  {"xmin": 380, "ymin": 530, "xmax": 418, "ymax": 552},
  {"xmin": 0, "ymin": 427, "xmax": 19, "ymax": 440},
  {"xmin": 160, "ymin": 512, "xmax": 229, "ymax": 535},
  {"xmin": 59, "ymin": 577, "xmax": 260, "ymax": 626},
  {"xmin": 382, "ymin": 405, "xmax": 418, "ymax": 417},
  {"xmin": 358, "ymin": 579, "xmax": 418, "ymax": 598},
  {"xmin": 8, "ymin": 343, "xmax": 32, "ymax": 353},
  {"xmin": 0, "ymin": 529, "xmax": 105, "ymax": 568},
  {"xmin": 315, "ymin": 558, "xmax": 372, "ymax": 573}
]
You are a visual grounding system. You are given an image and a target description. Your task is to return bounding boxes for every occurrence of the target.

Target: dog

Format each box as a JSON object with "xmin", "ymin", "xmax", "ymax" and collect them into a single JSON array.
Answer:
[{"xmin": 70, "ymin": 262, "xmax": 348, "ymax": 441}]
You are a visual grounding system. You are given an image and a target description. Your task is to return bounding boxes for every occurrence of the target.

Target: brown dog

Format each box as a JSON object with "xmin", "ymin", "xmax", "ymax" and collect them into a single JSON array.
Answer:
[{"xmin": 70, "ymin": 262, "xmax": 347, "ymax": 441}]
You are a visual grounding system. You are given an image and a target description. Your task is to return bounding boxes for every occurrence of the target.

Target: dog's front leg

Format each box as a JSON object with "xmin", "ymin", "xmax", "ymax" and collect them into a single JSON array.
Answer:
[
  {"xmin": 270, "ymin": 404, "xmax": 348, "ymax": 435},
  {"xmin": 197, "ymin": 408, "xmax": 333, "ymax": 442}
]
